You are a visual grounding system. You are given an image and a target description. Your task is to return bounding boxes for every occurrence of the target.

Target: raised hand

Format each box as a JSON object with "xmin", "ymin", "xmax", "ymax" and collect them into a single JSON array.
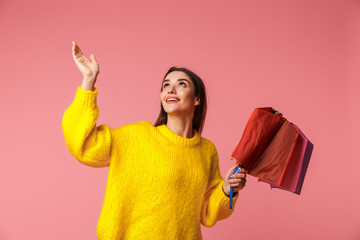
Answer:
[{"xmin": 72, "ymin": 41, "xmax": 99, "ymax": 90}]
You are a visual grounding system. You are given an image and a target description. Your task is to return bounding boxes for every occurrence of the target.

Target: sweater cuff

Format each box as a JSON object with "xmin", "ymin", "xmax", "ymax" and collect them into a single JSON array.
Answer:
[
  {"xmin": 214, "ymin": 181, "xmax": 239, "ymax": 210},
  {"xmin": 72, "ymin": 86, "xmax": 98, "ymax": 108},
  {"xmin": 222, "ymin": 185, "xmax": 238, "ymax": 198}
]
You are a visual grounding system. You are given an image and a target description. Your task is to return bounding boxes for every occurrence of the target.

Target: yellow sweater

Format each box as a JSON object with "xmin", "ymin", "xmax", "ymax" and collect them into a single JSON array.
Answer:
[{"xmin": 62, "ymin": 87, "xmax": 239, "ymax": 240}]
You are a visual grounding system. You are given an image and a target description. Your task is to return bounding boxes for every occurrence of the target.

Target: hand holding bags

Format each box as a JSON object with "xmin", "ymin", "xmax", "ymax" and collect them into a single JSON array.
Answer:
[{"xmin": 231, "ymin": 107, "xmax": 314, "ymax": 194}]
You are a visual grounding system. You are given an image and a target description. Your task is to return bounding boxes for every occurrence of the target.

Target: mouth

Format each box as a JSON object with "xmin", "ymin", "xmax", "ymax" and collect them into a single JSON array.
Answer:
[{"xmin": 166, "ymin": 97, "xmax": 180, "ymax": 103}]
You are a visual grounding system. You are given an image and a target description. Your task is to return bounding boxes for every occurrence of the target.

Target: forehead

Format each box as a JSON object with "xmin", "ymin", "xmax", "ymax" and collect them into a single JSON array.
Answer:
[{"xmin": 164, "ymin": 71, "xmax": 191, "ymax": 82}]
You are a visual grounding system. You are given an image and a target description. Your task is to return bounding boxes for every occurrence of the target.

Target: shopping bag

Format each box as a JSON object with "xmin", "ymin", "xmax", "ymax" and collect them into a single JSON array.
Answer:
[
  {"xmin": 231, "ymin": 107, "xmax": 286, "ymax": 170},
  {"xmin": 230, "ymin": 107, "xmax": 313, "ymax": 195},
  {"xmin": 267, "ymin": 124, "xmax": 314, "ymax": 194}
]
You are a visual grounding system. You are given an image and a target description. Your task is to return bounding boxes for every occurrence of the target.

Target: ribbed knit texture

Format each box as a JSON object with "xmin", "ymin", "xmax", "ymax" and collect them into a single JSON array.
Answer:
[{"xmin": 62, "ymin": 86, "xmax": 239, "ymax": 240}]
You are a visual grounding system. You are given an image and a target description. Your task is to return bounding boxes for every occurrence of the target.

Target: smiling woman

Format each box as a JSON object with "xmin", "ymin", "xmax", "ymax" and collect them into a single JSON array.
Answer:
[
  {"xmin": 155, "ymin": 67, "xmax": 206, "ymax": 137},
  {"xmin": 62, "ymin": 41, "xmax": 247, "ymax": 240}
]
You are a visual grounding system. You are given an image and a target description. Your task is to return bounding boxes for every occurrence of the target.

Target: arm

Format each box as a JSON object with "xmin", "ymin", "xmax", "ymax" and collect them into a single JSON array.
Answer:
[
  {"xmin": 62, "ymin": 41, "xmax": 112, "ymax": 167},
  {"xmin": 200, "ymin": 145, "xmax": 240, "ymax": 227},
  {"xmin": 62, "ymin": 87, "xmax": 113, "ymax": 167}
]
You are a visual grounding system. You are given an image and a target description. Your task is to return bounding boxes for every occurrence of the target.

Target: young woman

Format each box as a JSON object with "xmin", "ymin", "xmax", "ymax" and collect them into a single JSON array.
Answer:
[{"xmin": 62, "ymin": 41, "xmax": 247, "ymax": 240}]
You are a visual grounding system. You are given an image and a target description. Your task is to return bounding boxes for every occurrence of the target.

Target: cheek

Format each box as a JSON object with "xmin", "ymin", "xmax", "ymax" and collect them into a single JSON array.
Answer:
[
  {"xmin": 160, "ymin": 92, "xmax": 165, "ymax": 101},
  {"xmin": 181, "ymin": 91, "xmax": 194, "ymax": 103}
]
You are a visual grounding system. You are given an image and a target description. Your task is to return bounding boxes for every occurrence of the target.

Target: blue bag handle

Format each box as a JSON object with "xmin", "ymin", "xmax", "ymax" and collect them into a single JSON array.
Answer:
[{"xmin": 229, "ymin": 164, "xmax": 243, "ymax": 209}]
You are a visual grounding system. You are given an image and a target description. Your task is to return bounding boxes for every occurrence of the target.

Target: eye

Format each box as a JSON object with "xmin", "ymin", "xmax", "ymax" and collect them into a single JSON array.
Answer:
[
  {"xmin": 179, "ymin": 82, "xmax": 186, "ymax": 87},
  {"xmin": 163, "ymin": 83, "xmax": 169, "ymax": 88}
]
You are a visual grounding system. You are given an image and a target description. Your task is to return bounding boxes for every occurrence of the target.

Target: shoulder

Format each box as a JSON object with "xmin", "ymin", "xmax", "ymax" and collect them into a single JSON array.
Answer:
[
  {"xmin": 199, "ymin": 137, "xmax": 221, "ymax": 174},
  {"xmin": 200, "ymin": 136, "xmax": 218, "ymax": 155},
  {"xmin": 124, "ymin": 120, "xmax": 153, "ymax": 128},
  {"xmin": 115, "ymin": 121, "xmax": 155, "ymax": 133}
]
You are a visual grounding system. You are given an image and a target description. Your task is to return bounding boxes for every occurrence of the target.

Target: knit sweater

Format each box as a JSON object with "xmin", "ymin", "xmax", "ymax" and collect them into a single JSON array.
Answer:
[{"xmin": 62, "ymin": 86, "xmax": 239, "ymax": 240}]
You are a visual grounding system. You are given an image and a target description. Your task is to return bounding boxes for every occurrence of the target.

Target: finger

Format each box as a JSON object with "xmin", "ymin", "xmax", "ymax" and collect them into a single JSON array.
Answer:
[
  {"xmin": 72, "ymin": 41, "xmax": 76, "ymax": 57},
  {"xmin": 234, "ymin": 184, "xmax": 245, "ymax": 192},
  {"xmin": 227, "ymin": 165, "xmax": 239, "ymax": 181},
  {"xmin": 232, "ymin": 186, "xmax": 245, "ymax": 192},
  {"xmin": 240, "ymin": 168, "xmax": 247, "ymax": 173},
  {"xmin": 229, "ymin": 178, "xmax": 246, "ymax": 184},
  {"xmin": 233, "ymin": 178, "xmax": 247, "ymax": 183},
  {"xmin": 227, "ymin": 164, "xmax": 238, "ymax": 177},
  {"xmin": 234, "ymin": 182, "xmax": 246, "ymax": 189},
  {"xmin": 230, "ymin": 173, "xmax": 246, "ymax": 178},
  {"xmin": 78, "ymin": 56, "xmax": 85, "ymax": 63},
  {"xmin": 230, "ymin": 173, "xmax": 244, "ymax": 178},
  {"xmin": 73, "ymin": 45, "xmax": 82, "ymax": 59},
  {"xmin": 72, "ymin": 42, "xmax": 80, "ymax": 54},
  {"xmin": 231, "ymin": 163, "xmax": 239, "ymax": 170},
  {"xmin": 73, "ymin": 43, "xmax": 84, "ymax": 57},
  {"xmin": 90, "ymin": 54, "xmax": 97, "ymax": 63},
  {"xmin": 75, "ymin": 47, "xmax": 82, "ymax": 57}
]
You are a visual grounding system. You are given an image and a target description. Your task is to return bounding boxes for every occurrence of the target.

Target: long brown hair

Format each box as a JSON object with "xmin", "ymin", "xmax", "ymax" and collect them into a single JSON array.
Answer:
[{"xmin": 154, "ymin": 66, "xmax": 207, "ymax": 135}]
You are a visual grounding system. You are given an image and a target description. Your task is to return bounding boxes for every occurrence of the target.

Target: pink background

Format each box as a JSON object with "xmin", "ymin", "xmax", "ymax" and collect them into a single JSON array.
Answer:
[{"xmin": 1, "ymin": 0, "xmax": 359, "ymax": 239}]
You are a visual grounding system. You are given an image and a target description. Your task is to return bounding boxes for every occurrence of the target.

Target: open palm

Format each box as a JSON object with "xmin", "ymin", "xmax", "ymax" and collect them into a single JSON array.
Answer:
[{"xmin": 72, "ymin": 41, "xmax": 99, "ymax": 80}]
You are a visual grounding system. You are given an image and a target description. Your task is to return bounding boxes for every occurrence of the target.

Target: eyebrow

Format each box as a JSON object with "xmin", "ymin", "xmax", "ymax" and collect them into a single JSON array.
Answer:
[{"xmin": 162, "ymin": 78, "xmax": 191, "ymax": 84}]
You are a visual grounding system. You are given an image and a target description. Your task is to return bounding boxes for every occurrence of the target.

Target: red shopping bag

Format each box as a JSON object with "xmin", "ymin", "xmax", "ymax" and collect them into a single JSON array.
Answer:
[{"xmin": 231, "ymin": 107, "xmax": 313, "ymax": 194}]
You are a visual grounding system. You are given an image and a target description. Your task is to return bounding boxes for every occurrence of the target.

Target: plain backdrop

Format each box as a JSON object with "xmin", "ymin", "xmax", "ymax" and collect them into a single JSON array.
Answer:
[{"xmin": 1, "ymin": 0, "xmax": 359, "ymax": 239}]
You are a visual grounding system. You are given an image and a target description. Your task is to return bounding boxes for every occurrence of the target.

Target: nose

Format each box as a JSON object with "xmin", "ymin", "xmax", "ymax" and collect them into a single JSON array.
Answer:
[{"xmin": 167, "ymin": 84, "xmax": 176, "ymax": 94}]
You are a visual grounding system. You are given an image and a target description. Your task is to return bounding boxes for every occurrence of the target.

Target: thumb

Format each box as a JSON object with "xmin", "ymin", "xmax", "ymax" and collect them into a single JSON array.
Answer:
[
  {"xmin": 90, "ymin": 54, "xmax": 97, "ymax": 63},
  {"xmin": 225, "ymin": 163, "xmax": 240, "ymax": 179}
]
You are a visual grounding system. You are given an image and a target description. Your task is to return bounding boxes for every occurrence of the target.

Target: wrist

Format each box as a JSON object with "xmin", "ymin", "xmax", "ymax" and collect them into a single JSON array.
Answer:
[
  {"xmin": 222, "ymin": 183, "xmax": 237, "ymax": 198},
  {"xmin": 222, "ymin": 183, "xmax": 230, "ymax": 196},
  {"xmin": 81, "ymin": 77, "xmax": 96, "ymax": 91}
]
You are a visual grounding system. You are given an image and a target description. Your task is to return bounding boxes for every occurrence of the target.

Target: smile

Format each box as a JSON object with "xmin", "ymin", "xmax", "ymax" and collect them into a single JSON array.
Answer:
[
  {"xmin": 166, "ymin": 99, "xmax": 180, "ymax": 104},
  {"xmin": 166, "ymin": 96, "xmax": 180, "ymax": 103}
]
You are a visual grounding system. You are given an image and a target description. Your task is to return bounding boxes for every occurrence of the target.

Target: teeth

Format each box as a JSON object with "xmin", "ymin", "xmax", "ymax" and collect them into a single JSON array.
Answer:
[{"xmin": 167, "ymin": 98, "xmax": 179, "ymax": 102}]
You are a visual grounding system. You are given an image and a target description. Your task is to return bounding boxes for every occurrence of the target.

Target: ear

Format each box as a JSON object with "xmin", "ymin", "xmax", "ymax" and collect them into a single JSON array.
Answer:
[{"xmin": 194, "ymin": 96, "xmax": 200, "ymax": 106}]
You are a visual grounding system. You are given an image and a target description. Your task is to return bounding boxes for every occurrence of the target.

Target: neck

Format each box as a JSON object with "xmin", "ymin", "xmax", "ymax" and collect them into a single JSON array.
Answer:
[{"xmin": 166, "ymin": 113, "xmax": 194, "ymax": 138}]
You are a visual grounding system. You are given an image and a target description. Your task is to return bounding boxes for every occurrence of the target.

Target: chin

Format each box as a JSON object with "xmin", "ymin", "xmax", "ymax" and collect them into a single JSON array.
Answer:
[
  {"xmin": 162, "ymin": 103, "xmax": 193, "ymax": 116},
  {"xmin": 163, "ymin": 109, "xmax": 179, "ymax": 115}
]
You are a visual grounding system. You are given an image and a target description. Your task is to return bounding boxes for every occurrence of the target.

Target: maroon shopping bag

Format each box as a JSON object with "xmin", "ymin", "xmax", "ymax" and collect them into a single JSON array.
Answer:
[
  {"xmin": 231, "ymin": 107, "xmax": 313, "ymax": 194},
  {"xmin": 266, "ymin": 124, "xmax": 314, "ymax": 194}
]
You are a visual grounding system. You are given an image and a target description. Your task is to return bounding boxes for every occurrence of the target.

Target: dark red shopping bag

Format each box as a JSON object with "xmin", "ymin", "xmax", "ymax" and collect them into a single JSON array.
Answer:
[{"xmin": 231, "ymin": 107, "xmax": 313, "ymax": 194}]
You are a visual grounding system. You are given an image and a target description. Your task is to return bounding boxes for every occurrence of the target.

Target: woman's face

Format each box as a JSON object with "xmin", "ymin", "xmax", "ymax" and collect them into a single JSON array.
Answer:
[{"xmin": 160, "ymin": 71, "xmax": 200, "ymax": 116}]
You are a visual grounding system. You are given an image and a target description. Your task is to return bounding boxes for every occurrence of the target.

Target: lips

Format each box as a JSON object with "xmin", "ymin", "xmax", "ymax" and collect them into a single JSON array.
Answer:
[{"xmin": 166, "ymin": 96, "xmax": 180, "ymax": 102}]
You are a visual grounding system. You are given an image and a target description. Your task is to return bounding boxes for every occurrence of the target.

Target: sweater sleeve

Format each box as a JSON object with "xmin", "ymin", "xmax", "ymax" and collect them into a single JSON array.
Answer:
[
  {"xmin": 200, "ymin": 144, "xmax": 239, "ymax": 227},
  {"xmin": 62, "ymin": 86, "xmax": 113, "ymax": 168}
]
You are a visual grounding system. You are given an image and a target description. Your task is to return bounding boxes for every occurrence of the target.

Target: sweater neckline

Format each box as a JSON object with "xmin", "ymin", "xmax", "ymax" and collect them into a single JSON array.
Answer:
[{"xmin": 156, "ymin": 124, "xmax": 201, "ymax": 146}]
